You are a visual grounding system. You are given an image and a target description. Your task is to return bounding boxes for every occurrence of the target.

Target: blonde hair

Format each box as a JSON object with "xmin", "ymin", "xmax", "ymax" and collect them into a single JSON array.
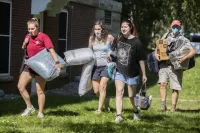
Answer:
[{"xmin": 27, "ymin": 17, "xmax": 39, "ymax": 29}]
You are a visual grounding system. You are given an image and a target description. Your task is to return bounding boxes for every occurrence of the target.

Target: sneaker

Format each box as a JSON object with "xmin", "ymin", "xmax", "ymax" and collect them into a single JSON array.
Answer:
[
  {"xmin": 133, "ymin": 112, "xmax": 140, "ymax": 120},
  {"xmin": 170, "ymin": 107, "xmax": 176, "ymax": 112},
  {"xmin": 115, "ymin": 116, "xmax": 123, "ymax": 123},
  {"xmin": 37, "ymin": 112, "xmax": 44, "ymax": 118},
  {"xmin": 160, "ymin": 105, "xmax": 167, "ymax": 112},
  {"xmin": 21, "ymin": 106, "xmax": 35, "ymax": 117}
]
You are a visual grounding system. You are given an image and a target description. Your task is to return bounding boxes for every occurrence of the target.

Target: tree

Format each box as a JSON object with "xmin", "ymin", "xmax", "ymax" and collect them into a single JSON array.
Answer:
[{"xmin": 120, "ymin": 0, "xmax": 200, "ymax": 46}]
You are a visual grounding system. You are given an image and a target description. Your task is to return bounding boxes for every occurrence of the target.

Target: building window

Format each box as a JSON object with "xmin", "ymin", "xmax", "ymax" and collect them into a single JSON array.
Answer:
[
  {"xmin": 58, "ymin": 10, "xmax": 68, "ymax": 58},
  {"xmin": 105, "ymin": 11, "xmax": 111, "ymax": 25},
  {"xmin": 0, "ymin": 0, "xmax": 11, "ymax": 75}
]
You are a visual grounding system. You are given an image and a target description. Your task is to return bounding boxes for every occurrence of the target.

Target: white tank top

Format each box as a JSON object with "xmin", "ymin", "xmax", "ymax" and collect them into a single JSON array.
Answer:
[{"xmin": 92, "ymin": 39, "xmax": 110, "ymax": 66}]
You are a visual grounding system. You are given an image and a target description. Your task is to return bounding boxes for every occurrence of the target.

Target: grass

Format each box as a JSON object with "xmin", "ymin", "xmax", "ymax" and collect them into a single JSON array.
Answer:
[{"xmin": 0, "ymin": 57, "xmax": 200, "ymax": 133}]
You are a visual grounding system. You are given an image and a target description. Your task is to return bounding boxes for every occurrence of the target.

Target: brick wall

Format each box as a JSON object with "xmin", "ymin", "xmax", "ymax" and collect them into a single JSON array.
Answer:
[
  {"xmin": 0, "ymin": 1, "xmax": 96, "ymax": 93},
  {"xmin": 44, "ymin": 2, "xmax": 96, "ymax": 89},
  {"xmin": 43, "ymin": 11, "xmax": 59, "ymax": 51},
  {"xmin": 0, "ymin": 0, "xmax": 31, "ymax": 94},
  {"xmin": 67, "ymin": 2, "xmax": 96, "ymax": 80}
]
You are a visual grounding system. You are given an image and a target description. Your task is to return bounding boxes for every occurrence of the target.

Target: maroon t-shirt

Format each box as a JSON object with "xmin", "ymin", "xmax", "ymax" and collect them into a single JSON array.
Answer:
[{"xmin": 25, "ymin": 32, "xmax": 54, "ymax": 68}]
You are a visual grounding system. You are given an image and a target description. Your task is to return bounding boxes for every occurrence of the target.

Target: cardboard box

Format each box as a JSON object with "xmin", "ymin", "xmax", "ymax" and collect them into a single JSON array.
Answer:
[{"xmin": 156, "ymin": 39, "xmax": 169, "ymax": 60}]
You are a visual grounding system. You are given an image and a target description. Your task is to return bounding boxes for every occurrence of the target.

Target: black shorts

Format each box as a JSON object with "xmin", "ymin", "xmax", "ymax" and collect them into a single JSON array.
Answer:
[
  {"xmin": 23, "ymin": 67, "xmax": 39, "ymax": 76},
  {"xmin": 91, "ymin": 66, "xmax": 109, "ymax": 80}
]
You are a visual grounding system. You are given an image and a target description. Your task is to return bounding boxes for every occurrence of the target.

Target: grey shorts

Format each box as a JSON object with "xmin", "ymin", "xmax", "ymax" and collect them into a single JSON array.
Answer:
[
  {"xmin": 91, "ymin": 66, "xmax": 109, "ymax": 80},
  {"xmin": 158, "ymin": 64, "xmax": 183, "ymax": 90}
]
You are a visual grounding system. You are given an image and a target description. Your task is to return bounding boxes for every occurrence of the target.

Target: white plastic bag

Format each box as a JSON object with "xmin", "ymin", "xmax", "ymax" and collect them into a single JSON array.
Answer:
[
  {"xmin": 64, "ymin": 48, "xmax": 94, "ymax": 65},
  {"xmin": 78, "ymin": 60, "xmax": 95, "ymax": 96},
  {"xmin": 25, "ymin": 49, "xmax": 67, "ymax": 81}
]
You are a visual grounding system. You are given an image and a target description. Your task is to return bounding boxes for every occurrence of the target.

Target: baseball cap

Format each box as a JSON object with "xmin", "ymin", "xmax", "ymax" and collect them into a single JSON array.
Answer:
[{"xmin": 171, "ymin": 20, "xmax": 181, "ymax": 27}]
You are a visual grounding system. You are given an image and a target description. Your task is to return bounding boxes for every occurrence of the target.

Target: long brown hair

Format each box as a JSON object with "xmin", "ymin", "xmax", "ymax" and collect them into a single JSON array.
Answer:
[
  {"xmin": 90, "ymin": 20, "xmax": 108, "ymax": 42},
  {"xmin": 120, "ymin": 19, "xmax": 138, "ymax": 37},
  {"xmin": 115, "ymin": 19, "xmax": 138, "ymax": 44}
]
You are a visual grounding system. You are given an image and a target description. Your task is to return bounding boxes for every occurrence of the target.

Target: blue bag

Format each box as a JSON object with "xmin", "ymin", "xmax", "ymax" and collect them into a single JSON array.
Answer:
[{"xmin": 147, "ymin": 51, "xmax": 159, "ymax": 73}]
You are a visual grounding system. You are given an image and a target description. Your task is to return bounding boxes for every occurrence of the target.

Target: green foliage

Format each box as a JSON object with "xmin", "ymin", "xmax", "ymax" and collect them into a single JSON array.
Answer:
[{"xmin": 120, "ymin": 0, "xmax": 200, "ymax": 46}]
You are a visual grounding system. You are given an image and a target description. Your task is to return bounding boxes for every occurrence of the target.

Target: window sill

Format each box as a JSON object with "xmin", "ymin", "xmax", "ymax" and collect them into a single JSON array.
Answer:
[{"xmin": 0, "ymin": 76, "xmax": 14, "ymax": 82}]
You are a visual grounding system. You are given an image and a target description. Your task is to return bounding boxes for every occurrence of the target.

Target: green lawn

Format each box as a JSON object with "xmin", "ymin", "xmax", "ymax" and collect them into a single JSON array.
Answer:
[{"xmin": 0, "ymin": 57, "xmax": 200, "ymax": 133}]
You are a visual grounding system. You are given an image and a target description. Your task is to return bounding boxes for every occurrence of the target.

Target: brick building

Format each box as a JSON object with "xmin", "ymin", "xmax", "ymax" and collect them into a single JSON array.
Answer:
[{"xmin": 0, "ymin": 0, "xmax": 122, "ymax": 94}]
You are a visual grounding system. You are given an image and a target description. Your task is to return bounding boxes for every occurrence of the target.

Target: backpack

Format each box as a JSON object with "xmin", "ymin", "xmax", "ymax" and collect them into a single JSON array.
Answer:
[
  {"xmin": 186, "ymin": 56, "xmax": 195, "ymax": 70},
  {"xmin": 146, "ymin": 32, "xmax": 170, "ymax": 74},
  {"xmin": 147, "ymin": 51, "xmax": 159, "ymax": 73}
]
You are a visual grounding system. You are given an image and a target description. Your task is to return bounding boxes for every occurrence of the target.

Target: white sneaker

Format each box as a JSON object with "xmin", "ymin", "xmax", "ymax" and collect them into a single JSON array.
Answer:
[
  {"xmin": 133, "ymin": 112, "xmax": 140, "ymax": 120},
  {"xmin": 37, "ymin": 112, "xmax": 44, "ymax": 118},
  {"xmin": 21, "ymin": 106, "xmax": 35, "ymax": 117},
  {"xmin": 115, "ymin": 116, "xmax": 123, "ymax": 123}
]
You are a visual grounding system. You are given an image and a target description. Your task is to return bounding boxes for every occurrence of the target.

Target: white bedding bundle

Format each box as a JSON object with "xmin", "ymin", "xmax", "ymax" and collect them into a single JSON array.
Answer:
[{"xmin": 64, "ymin": 48, "xmax": 95, "ymax": 96}]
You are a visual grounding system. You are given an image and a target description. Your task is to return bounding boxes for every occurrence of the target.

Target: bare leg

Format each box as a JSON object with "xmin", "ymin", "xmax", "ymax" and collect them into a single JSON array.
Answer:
[
  {"xmin": 171, "ymin": 89, "xmax": 179, "ymax": 112},
  {"xmin": 98, "ymin": 77, "xmax": 109, "ymax": 111},
  {"xmin": 35, "ymin": 75, "xmax": 46, "ymax": 113},
  {"xmin": 160, "ymin": 82, "xmax": 167, "ymax": 111},
  {"xmin": 92, "ymin": 80, "xmax": 100, "ymax": 97},
  {"xmin": 115, "ymin": 80, "xmax": 125, "ymax": 115},
  {"xmin": 17, "ymin": 71, "xmax": 33, "ymax": 108},
  {"xmin": 127, "ymin": 84, "xmax": 138, "ymax": 111}
]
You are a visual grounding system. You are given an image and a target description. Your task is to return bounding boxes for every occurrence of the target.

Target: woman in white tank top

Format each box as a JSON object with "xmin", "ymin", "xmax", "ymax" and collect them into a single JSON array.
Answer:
[{"xmin": 88, "ymin": 20, "xmax": 114, "ymax": 113}]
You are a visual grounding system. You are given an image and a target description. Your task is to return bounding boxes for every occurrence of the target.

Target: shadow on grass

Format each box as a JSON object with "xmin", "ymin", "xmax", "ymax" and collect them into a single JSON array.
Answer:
[
  {"xmin": 176, "ymin": 108, "xmax": 200, "ymax": 113},
  {"xmin": 84, "ymin": 107, "xmax": 97, "ymax": 112},
  {"xmin": 140, "ymin": 114, "xmax": 168, "ymax": 121},
  {"xmin": 59, "ymin": 117, "xmax": 200, "ymax": 133},
  {"xmin": 123, "ymin": 108, "xmax": 169, "ymax": 121},
  {"xmin": 46, "ymin": 110, "xmax": 79, "ymax": 116},
  {"xmin": 84, "ymin": 106, "xmax": 115, "ymax": 113},
  {"xmin": 61, "ymin": 121, "xmax": 139, "ymax": 133},
  {"xmin": 0, "ymin": 95, "xmax": 96, "ymax": 116}
]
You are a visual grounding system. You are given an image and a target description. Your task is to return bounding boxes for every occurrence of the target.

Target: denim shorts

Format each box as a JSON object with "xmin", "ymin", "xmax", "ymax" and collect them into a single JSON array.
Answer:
[
  {"xmin": 91, "ymin": 66, "xmax": 109, "ymax": 80},
  {"xmin": 114, "ymin": 72, "xmax": 139, "ymax": 85}
]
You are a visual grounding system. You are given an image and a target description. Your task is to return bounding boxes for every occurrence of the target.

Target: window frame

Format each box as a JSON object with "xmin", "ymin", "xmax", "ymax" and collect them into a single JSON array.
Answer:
[
  {"xmin": 104, "ymin": 10, "xmax": 112, "ymax": 25},
  {"xmin": 58, "ymin": 9, "xmax": 68, "ymax": 56},
  {"xmin": 0, "ymin": 0, "xmax": 12, "ymax": 76},
  {"xmin": 58, "ymin": 9, "xmax": 68, "ymax": 51}
]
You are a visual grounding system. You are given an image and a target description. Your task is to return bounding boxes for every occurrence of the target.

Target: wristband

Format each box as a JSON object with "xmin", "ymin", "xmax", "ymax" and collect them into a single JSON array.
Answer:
[{"xmin": 55, "ymin": 61, "xmax": 60, "ymax": 64}]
